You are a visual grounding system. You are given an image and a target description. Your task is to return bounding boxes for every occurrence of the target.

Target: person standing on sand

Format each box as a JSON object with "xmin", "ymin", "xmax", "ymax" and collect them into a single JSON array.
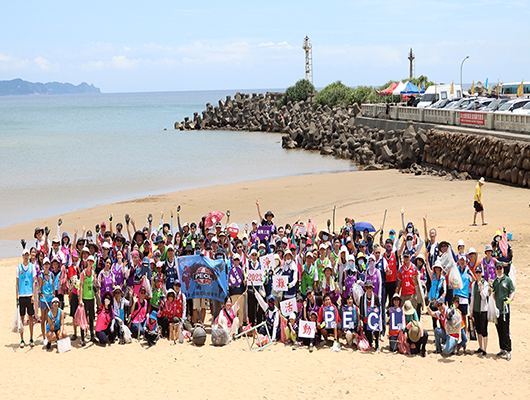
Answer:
[
  {"xmin": 493, "ymin": 263, "xmax": 515, "ymax": 361},
  {"xmin": 473, "ymin": 177, "xmax": 487, "ymax": 226},
  {"xmin": 16, "ymin": 249, "xmax": 37, "ymax": 348}
]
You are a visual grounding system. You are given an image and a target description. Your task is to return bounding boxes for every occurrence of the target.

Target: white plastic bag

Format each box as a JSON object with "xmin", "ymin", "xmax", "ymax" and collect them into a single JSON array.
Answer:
[
  {"xmin": 508, "ymin": 264, "xmax": 516, "ymax": 289},
  {"xmin": 439, "ymin": 250, "xmax": 456, "ymax": 275},
  {"xmin": 141, "ymin": 275, "xmax": 152, "ymax": 298},
  {"xmin": 11, "ymin": 307, "xmax": 23, "ymax": 334},
  {"xmin": 352, "ymin": 284, "xmax": 364, "ymax": 307},
  {"xmin": 448, "ymin": 265, "xmax": 463, "ymax": 290},
  {"xmin": 211, "ymin": 324, "xmax": 229, "ymax": 346},
  {"xmin": 445, "ymin": 308, "xmax": 462, "ymax": 335},
  {"xmin": 121, "ymin": 324, "xmax": 132, "ymax": 343},
  {"xmin": 487, "ymin": 294, "xmax": 499, "ymax": 324}
]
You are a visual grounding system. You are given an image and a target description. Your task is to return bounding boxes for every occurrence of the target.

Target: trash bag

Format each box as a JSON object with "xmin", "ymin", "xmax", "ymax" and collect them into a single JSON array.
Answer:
[
  {"xmin": 508, "ymin": 264, "xmax": 517, "ymax": 289},
  {"xmin": 211, "ymin": 324, "xmax": 230, "ymax": 346},
  {"xmin": 121, "ymin": 324, "xmax": 132, "ymax": 343},
  {"xmin": 487, "ymin": 294, "xmax": 499, "ymax": 324},
  {"xmin": 356, "ymin": 331, "xmax": 371, "ymax": 351},
  {"xmin": 11, "ymin": 307, "xmax": 24, "ymax": 334},
  {"xmin": 398, "ymin": 330, "xmax": 411, "ymax": 355},
  {"xmin": 445, "ymin": 309, "xmax": 462, "ymax": 336},
  {"xmin": 439, "ymin": 251, "xmax": 456, "ymax": 276},
  {"xmin": 447, "ymin": 265, "xmax": 463, "ymax": 290},
  {"xmin": 141, "ymin": 275, "xmax": 152, "ymax": 298},
  {"xmin": 352, "ymin": 284, "xmax": 364, "ymax": 307},
  {"xmin": 74, "ymin": 304, "xmax": 88, "ymax": 330}
]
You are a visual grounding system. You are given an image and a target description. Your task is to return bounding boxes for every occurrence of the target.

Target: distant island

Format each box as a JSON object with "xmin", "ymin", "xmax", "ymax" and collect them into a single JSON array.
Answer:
[{"xmin": 0, "ymin": 78, "xmax": 101, "ymax": 96}]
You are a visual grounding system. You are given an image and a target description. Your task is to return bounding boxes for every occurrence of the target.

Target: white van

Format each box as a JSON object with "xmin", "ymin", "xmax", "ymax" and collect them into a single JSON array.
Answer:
[{"xmin": 417, "ymin": 84, "xmax": 463, "ymax": 108}]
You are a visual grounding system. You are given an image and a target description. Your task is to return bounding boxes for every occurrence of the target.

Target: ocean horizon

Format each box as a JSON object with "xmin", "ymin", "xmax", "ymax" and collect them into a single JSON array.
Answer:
[{"xmin": 0, "ymin": 89, "xmax": 356, "ymax": 238}]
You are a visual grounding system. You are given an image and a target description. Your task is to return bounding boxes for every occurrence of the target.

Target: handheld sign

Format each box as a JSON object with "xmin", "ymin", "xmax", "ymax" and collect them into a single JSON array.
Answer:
[
  {"xmin": 257, "ymin": 226, "xmax": 272, "ymax": 241},
  {"xmin": 259, "ymin": 253, "xmax": 275, "ymax": 271},
  {"xmin": 367, "ymin": 307, "xmax": 380, "ymax": 331},
  {"xmin": 323, "ymin": 305, "xmax": 336, "ymax": 329},
  {"xmin": 389, "ymin": 307, "xmax": 403, "ymax": 331},
  {"xmin": 293, "ymin": 223, "xmax": 307, "ymax": 237},
  {"xmin": 228, "ymin": 266, "xmax": 243, "ymax": 288},
  {"xmin": 247, "ymin": 268, "xmax": 263, "ymax": 286},
  {"xmin": 280, "ymin": 297, "xmax": 297, "ymax": 317},
  {"xmin": 298, "ymin": 320, "xmax": 316, "ymax": 339},
  {"xmin": 273, "ymin": 275, "xmax": 288, "ymax": 292},
  {"xmin": 227, "ymin": 223, "xmax": 239, "ymax": 238},
  {"xmin": 342, "ymin": 305, "xmax": 356, "ymax": 330}
]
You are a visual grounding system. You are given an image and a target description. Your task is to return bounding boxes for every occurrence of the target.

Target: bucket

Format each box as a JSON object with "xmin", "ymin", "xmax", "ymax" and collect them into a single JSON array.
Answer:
[{"xmin": 507, "ymin": 232, "xmax": 513, "ymax": 241}]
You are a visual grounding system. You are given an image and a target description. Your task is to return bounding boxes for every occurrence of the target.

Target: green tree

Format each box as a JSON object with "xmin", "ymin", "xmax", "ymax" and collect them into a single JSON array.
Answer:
[
  {"xmin": 277, "ymin": 79, "xmax": 315, "ymax": 108},
  {"xmin": 313, "ymin": 80, "xmax": 354, "ymax": 109}
]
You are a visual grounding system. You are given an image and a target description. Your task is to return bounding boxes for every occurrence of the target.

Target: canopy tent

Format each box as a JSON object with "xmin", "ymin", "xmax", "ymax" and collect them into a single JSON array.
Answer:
[
  {"xmin": 392, "ymin": 81, "xmax": 407, "ymax": 95},
  {"xmin": 396, "ymin": 81, "xmax": 424, "ymax": 95},
  {"xmin": 376, "ymin": 82, "xmax": 398, "ymax": 96}
]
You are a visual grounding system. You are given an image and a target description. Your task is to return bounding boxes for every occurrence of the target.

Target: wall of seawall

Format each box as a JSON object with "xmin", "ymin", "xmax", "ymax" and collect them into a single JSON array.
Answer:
[{"xmin": 176, "ymin": 93, "xmax": 530, "ymax": 188}]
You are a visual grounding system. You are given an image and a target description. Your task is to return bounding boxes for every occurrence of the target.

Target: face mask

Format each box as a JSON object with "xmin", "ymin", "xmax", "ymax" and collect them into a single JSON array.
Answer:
[
  {"xmin": 104, "ymin": 298, "xmax": 111, "ymax": 306},
  {"xmin": 268, "ymin": 301, "xmax": 275, "ymax": 310},
  {"xmin": 259, "ymin": 249, "xmax": 265, "ymax": 256},
  {"xmin": 243, "ymin": 240, "xmax": 248, "ymax": 247},
  {"xmin": 386, "ymin": 246, "xmax": 392, "ymax": 253},
  {"xmin": 407, "ymin": 228, "xmax": 412, "ymax": 233},
  {"xmin": 359, "ymin": 260, "xmax": 365, "ymax": 267},
  {"xmin": 390, "ymin": 235, "xmax": 395, "ymax": 241},
  {"xmin": 407, "ymin": 240, "xmax": 413, "ymax": 247},
  {"xmin": 495, "ymin": 237, "xmax": 500, "ymax": 242},
  {"xmin": 87, "ymin": 236, "xmax": 93, "ymax": 242}
]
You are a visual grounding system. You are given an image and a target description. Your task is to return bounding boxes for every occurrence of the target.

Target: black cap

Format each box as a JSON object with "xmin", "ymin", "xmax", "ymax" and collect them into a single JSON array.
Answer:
[
  {"xmin": 403, "ymin": 249, "xmax": 411, "ymax": 257},
  {"xmin": 154, "ymin": 235, "xmax": 164, "ymax": 245}
]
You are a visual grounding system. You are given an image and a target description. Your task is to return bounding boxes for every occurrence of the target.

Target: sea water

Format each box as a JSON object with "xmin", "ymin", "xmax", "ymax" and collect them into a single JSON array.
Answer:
[{"xmin": 0, "ymin": 90, "xmax": 356, "ymax": 232}]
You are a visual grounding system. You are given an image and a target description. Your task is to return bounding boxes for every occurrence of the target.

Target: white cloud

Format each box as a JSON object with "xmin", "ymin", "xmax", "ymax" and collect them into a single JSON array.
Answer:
[
  {"xmin": 0, "ymin": 54, "xmax": 29, "ymax": 70},
  {"xmin": 34, "ymin": 56, "xmax": 59, "ymax": 71},
  {"xmin": 80, "ymin": 60, "xmax": 105, "ymax": 71},
  {"xmin": 111, "ymin": 55, "xmax": 139, "ymax": 70}
]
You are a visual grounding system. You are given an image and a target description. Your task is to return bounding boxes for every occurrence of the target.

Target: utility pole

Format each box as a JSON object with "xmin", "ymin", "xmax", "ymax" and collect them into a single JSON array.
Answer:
[
  {"xmin": 408, "ymin": 48, "xmax": 415, "ymax": 80},
  {"xmin": 303, "ymin": 36, "xmax": 313, "ymax": 84}
]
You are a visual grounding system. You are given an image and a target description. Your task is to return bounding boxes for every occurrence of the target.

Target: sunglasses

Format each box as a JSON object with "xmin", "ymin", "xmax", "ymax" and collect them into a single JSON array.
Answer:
[
  {"xmin": 403, "ymin": 255, "xmax": 410, "ymax": 258},
  {"xmin": 140, "ymin": 291, "xmax": 146, "ymax": 294},
  {"xmin": 496, "ymin": 267, "xmax": 503, "ymax": 270},
  {"xmin": 237, "ymin": 246, "xmax": 243, "ymax": 249}
]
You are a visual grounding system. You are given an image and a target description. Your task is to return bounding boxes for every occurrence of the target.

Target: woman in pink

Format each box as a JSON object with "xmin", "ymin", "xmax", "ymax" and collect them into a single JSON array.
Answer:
[{"xmin": 95, "ymin": 292, "xmax": 115, "ymax": 345}]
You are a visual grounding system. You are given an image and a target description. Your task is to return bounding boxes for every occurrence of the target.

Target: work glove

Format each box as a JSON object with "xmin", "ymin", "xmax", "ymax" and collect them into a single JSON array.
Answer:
[
  {"xmin": 95, "ymin": 224, "xmax": 100, "ymax": 234},
  {"xmin": 109, "ymin": 214, "xmax": 113, "ymax": 222},
  {"xmin": 504, "ymin": 297, "xmax": 512, "ymax": 305},
  {"xmin": 320, "ymin": 322, "xmax": 326, "ymax": 329},
  {"xmin": 44, "ymin": 227, "xmax": 50, "ymax": 236},
  {"xmin": 148, "ymin": 214, "xmax": 153, "ymax": 223},
  {"xmin": 20, "ymin": 239, "xmax": 26, "ymax": 249},
  {"xmin": 177, "ymin": 205, "xmax": 181, "ymax": 213},
  {"xmin": 125, "ymin": 214, "xmax": 130, "ymax": 225},
  {"xmin": 58, "ymin": 218, "xmax": 62, "ymax": 226},
  {"xmin": 227, "ymin": 210, "xmax": 231, "ymax": 217}
]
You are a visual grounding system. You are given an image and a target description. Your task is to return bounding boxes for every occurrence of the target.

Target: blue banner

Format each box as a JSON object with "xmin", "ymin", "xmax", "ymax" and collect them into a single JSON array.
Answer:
[{"xmin": 178, "ymin": 255, "xmax": 228, "ymax": 302}]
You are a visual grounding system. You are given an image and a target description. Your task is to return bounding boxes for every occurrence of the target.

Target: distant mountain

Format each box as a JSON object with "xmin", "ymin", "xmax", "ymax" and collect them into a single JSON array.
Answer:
[{"xmin": 0, "ymin": 79, "xmax": 101, "ymax": 96}]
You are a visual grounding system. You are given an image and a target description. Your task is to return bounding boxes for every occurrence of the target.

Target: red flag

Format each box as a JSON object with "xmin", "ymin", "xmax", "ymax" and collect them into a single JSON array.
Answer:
[{"xmin": 499, "ymin": 232, "xmax": 509, "ymax": 258}]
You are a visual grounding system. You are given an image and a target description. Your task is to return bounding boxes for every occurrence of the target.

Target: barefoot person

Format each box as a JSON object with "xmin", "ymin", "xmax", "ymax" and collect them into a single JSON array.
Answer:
[
  {"xmin": 45, "ymin": 297, "xmax": 67, "ymax": 350},
  {"xmin": 16, "ymin": 249, "xmax": 37, "ymax": 348},
  {"xmin": 473, "ymin": 177, "xmax": 487, "ymax": 226}
]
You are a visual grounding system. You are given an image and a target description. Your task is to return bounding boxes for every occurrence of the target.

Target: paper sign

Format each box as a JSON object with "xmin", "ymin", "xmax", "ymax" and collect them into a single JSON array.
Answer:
[
  {"xmin": 228, "ymin": 266, "xmax": 243, "ymax": 288},
  {"xmin": 389, "ymin": 307, "xmax": 403, "ymax": 331},
  {"xmin": 247, "ymin": 268, "xmax": 263, "ymax": 286},
  {"xmin": 259, "ymin": 253, "xmax": 275, "ymax": 271},
  {"xmin": 367, "ymin": 307, "xmax": 380, "ymax": 331},
  {"xmin": 227, "ymin": 223, "xmax": 239, "ymax": 238},
  {"xmin": 323, "ymin": 305, "xmax": 336, "ymax": 329},
  {"xmin": 342, "ymin": 305, "xmax": 356, "ymax": 330},
  {"xmin": 273, "ymin": 275, "xmax": 288, "ymax": 291},
  {"xmin": 280, "ymin": 297, "xmax": 297, "ymax": 317},
  {"xmin": 257, "ymin": 226, "xmax": 272, "ymax": 240},
  {"xmin": 298, "ymin": 320, "xmax": 316, "ymax": 338},
  {"xmin": 293, "ymin": 224, "xmax": 307, "ymax": 237}
]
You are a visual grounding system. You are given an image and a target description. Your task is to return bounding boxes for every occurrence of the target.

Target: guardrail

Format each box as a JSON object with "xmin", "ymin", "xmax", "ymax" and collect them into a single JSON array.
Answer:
[{"xmin": 360, "ymin": 104, "xmax": 530, "ymax": 133}]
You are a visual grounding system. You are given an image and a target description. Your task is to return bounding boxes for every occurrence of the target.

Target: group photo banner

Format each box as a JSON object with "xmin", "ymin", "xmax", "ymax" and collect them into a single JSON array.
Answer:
[{"xmin": 178, "ymin": 255, "xmax": 228, "ymax": 302}]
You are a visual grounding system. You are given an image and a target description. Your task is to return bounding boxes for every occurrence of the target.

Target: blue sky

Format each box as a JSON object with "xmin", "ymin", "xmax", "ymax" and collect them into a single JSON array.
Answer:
[{"xmin": 1, "ymin": 0, "xmax": 529, "ymax": 92}]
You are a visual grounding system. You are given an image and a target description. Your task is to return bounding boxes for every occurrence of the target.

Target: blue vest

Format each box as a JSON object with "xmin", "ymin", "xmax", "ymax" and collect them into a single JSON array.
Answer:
[
  {"xmin": 46, "ymin": 308, "xmax": 61, "ymax": 332},
  {"xmin": 375, "ymin": 258, "xmax": 386, "ymax": 285},
  {"xmin": 429, "ymin": 274, "xmax": 445, "ymax": 300},
  {"xmin": 282, "ymin": 266, "xmax": 296, "ymax": 297},
  {"xmin": 18, "ymin": 263, "xmax": 35, "ymax": 297},
  {"xmin": 41, "ymin": 272, "xmax": 55, "ymax": 301}
]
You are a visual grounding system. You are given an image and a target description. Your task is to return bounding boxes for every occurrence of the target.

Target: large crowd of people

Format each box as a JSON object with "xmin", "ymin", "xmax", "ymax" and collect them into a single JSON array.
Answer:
[{"xmin": 14, "ymin": 189, "xmax": 516, "ymax": 360}]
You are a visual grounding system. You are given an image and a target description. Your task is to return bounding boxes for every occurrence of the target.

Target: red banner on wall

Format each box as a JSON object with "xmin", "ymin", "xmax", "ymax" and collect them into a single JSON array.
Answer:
[{"xmin": 460, "ymin": 112, "xmax": 485, "ymax": 125}]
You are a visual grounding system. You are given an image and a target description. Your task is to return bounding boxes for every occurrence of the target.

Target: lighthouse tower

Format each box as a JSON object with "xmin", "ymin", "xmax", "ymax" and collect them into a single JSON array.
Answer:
[{"xmin": 303, "ymin": 36, "xmax": 313, "ymax": 84}]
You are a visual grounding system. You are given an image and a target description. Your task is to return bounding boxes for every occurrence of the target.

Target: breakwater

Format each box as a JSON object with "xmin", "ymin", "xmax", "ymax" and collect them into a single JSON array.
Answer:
[{"xmin": 176, "ymin": 92, "xmax": 530, "ymax": 188}]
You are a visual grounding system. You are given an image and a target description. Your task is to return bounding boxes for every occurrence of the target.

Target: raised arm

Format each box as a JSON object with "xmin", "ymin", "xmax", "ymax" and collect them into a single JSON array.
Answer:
[
  {"xmin": 109, "ymin": 214, "xmax": 114, "ymax": 236},
  {"xmin": 400, "ymin": 208, "xmax": 406, "ymax": 233},
  {"xmin": 255, "ymin": 199, "xmax": 263, "ymax": 223},
  {"xmin": 423, "ymin": 215, "xmax": 428, "ymax": 245}
]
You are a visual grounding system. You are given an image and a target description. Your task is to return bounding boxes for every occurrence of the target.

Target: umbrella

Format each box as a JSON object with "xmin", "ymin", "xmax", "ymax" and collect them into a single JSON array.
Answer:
[
  {"xmin": 355, "ymin": 222, "xmax": 376, "ymax": 233},
  {"xmin": 204, "ymin": 211, "xmax": 225, "ymax": 229}
]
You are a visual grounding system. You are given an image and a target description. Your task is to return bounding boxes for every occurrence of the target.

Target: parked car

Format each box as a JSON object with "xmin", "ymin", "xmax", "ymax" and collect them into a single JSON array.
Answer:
[
  {"xmin": 462, "ymin": 98, "xmax": 493, "ymax": 111},
  {"xmin": 495, "ymin": 98, "xmax": 530, "ymax": 113},
  {"xmin": 427, "ymin": 98, "xmax": 459, "ymax": 109},
  {"xmin": 512, "ymin": 101, "xmax": 530, "ymax": 115},
  {"xmin": 417, "ymin": 84, "xmax": 462, "ymax": 108},
  {"xmin": 444, "ymin": 98, "xmax": 475, "ymax": 110},
  {"xmin": 482, "ymin": 98, "xmax": 509, "ymax": 112}
]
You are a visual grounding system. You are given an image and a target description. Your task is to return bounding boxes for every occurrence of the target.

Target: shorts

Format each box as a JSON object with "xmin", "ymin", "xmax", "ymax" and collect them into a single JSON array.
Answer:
[
  {"xmin": 40, "ymin": 298, "xmax": 52, "ymax": 310},
  {"xmin": 193, "ymin": 298, "xmax": 207, "ymax": 309},
  {"xmin": 70, "ymin": 293, "xmax": 79, "ymax": 317},
  {"xmin": 474, "ymin": 201, "xmax": 483, "ymax": 212},
  {"xmin": 324, "ymin": 323, "xmax": 342, "ymax": 334},
  {"xmin": 19, "ymin": 296, "xmax": 35, "ymax": 317}
]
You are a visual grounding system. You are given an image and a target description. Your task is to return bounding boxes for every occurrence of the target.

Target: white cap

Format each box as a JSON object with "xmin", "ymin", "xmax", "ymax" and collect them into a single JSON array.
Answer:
[
  {"xmin": 281, "ymin": 237, "xmax": 289, "ymax": 244},
  {"xmin": 51, "ymin": 297, "xmax": 60, "ymax": 304},
  {"xmin": 252, "ymin": 220, "xmax": 258, "ymax": 225},
  {"xmin": 468, "ymin": 247, "xmax": 477, "ymax": 254},
  {"xmin": 183, "ymin": 222, "xmax": 189, "ymax": 227},
  {"xmin": 319, "ymin": 244, "xmax": 326, "ymax": 250},
  {"xmin": 102, "ymin": 242, "xmax": 111, "ymax": 249},
  {"xmin": 22, "ymin": 249, "xmax": 30, "ymax": 255},
  {"xmin": 457, "ymin": 239, "xmax": 465, "ymax": 247},
  {"xmin": 284, "ymin": 249, "xmax": 293, "ymax": 257},
  {"xmin": 289, "ymin": 312, "xmax": 297, "ymax": 320},
  {"xmin": 43, "ymin": 257, "xmax": 50, "ymax": 264},
  {"xmin": 250, "ymin": 248, "xmax": 258, "ymax": 255},
  {"xmin": 211, "ymin": 237, "xmax": 218, "ymax": 243},
  {"xmin": 156, "ymin": 261, "xmax": 164, "ymax": 269},
  {"xmin": 82, "ymin": 247, "xmax": 90, "ymax": 253},
  {"xmin": 368, "ymin": 254, "xmax": 376, "ymax": 262},
  {"xmin": 233, "ymin": 253, "xmax": 241, "ymax": 260},
  {"xmin": 167, "ymin": 244, "xmax": 174, "ymax": 250},
  {"xmin": 87, "ymin": 255, "xmax": 95, "ymax": 263}
]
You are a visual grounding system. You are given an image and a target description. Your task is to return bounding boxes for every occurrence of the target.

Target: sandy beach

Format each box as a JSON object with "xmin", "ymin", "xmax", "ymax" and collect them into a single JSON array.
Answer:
[{"xmin": 2, "ymin": 169, "xmax": 529, "ymax": 399}]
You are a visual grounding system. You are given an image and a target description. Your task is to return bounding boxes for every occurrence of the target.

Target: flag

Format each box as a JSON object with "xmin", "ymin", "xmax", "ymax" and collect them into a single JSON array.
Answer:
[
  {"xmin": 470, "ymin": 80, "xmax": 475, "ymax": 95},
  {"xmin": 517, "ymin": 79, "xmax": 524, "ymax": 97},
  {"xmin": 485, "ymin": 78, "xmax": 489, "ymax": 90},
  {"xmin": 421, "ymin": 80, "xmax": 425, "ymax": 90},
  {"xmin": 497, "ymin": 79, "xmax": 500, "ymax": 96},
  {"xmin": 450, "ymin": 82, "xmax": 453, "ymax": 95},
  {"xmin": 499, "ymin": 232, "xmax": 509, "ymax": 258}
]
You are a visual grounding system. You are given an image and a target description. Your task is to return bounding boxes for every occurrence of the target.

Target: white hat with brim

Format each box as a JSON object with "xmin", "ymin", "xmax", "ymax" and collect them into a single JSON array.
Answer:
[
  {"xmin": 403, "ymin": 300, "xmax": 415, "ymax": 315},
  {"xmin": 87, "ymin": 255, "xmax": 95, "ymax": 263}
]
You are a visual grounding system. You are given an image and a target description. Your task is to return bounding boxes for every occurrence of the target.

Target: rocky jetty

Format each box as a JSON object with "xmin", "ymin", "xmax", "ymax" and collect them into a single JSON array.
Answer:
[{"xmin": 176, "ymin": 91, "xmax": 530, "ymax": 188}]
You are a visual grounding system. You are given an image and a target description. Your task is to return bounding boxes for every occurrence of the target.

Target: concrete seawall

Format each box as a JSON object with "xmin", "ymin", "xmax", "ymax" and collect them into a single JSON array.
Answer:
[{"xmin": 175, "ymin": 93, "xmax": 530, "ymax": 188}]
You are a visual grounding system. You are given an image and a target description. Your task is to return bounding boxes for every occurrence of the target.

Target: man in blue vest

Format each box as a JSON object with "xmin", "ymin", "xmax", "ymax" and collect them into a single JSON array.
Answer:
[{"xmin": 16, "ymin": 249, "xmax": 37, "ymax": 348}]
